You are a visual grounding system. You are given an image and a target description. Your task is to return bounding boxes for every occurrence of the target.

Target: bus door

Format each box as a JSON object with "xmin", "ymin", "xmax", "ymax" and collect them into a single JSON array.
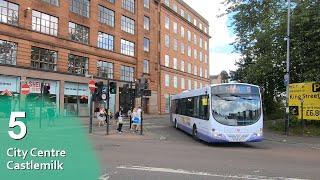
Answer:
[{"xmin": 198, "ymin": 95, "xmax": 210, "ymax": 134}]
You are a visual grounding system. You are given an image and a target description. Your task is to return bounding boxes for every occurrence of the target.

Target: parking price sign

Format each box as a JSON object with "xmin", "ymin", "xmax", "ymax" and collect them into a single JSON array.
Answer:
[{"xmin": 289, "ymin": 82, "xmax": 320, "ymax": 120}]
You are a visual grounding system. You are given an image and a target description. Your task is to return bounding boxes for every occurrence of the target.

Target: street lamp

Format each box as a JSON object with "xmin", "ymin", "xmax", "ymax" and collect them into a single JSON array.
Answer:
[{"xmin": 285, "ymin": 0, "xmax": 291, "ymax": 136}]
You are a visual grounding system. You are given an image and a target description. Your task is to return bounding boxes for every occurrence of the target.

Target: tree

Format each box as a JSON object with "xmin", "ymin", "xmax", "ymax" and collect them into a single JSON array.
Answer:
[{"xmin": 225, "ymin": 0, "xmax": 320, "ymax": 115}]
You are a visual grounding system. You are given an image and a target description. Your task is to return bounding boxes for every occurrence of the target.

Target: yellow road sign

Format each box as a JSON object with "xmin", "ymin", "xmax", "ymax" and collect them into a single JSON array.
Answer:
[{"xmin": 289, "ymin": 82, "xmax": 320, "ymax": 120}]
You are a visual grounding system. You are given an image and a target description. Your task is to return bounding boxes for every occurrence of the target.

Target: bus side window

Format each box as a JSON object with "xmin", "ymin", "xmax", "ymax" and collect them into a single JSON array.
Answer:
[{"xmin": 199, "ymin": 95, "xmax": 209, "ymax": 120}]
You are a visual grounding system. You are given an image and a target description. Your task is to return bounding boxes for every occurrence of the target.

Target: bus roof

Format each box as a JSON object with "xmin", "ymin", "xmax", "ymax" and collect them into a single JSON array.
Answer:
[{"xmin": 171, "ymin": 83, "xmax": 260, "ymax": 100}]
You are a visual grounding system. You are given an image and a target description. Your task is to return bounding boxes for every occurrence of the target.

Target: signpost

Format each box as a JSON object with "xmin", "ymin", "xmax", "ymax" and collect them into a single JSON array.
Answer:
[
  {"xmin": 21, "ymin": 83, "xmax": 30, "ymax": 95},
  {"xmin": 289, "ymin": 82, "xmax": 320, "ymax": 121},
  {"xmin": 88, "ymin": 80, "xmax": 96, "ymax": 134}
]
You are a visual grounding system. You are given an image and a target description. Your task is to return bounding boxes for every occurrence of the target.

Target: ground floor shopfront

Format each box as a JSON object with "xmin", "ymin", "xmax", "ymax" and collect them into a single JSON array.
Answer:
[{"xmin": 0, "ymin": 66, "xmax": 158, "ymax": 117}]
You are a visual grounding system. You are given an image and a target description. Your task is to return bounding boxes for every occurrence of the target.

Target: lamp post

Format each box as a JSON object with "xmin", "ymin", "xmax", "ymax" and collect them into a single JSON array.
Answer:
[{"xmin": 285, "ymin": 0, "xmax": 291, "ymax": 136}]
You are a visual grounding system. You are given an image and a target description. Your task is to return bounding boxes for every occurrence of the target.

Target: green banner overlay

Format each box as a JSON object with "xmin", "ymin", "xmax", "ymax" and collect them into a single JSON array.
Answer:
[{"xmin": 0, "ymin": 96, "xmax": 100, "ymax": 180}]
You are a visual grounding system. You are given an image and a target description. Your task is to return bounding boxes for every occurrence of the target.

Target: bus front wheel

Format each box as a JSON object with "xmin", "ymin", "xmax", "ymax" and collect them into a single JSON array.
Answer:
[
  {"xmin": 175, "ymin": 119, "xmax": 178, "ymax": 129},
  {"xmin": 192, "ymin": 125, "xmax": 198, "ymax": 140}
]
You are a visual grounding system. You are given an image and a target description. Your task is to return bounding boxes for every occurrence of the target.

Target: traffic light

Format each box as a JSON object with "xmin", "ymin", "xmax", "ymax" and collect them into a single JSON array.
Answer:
[
  {"xmin": 42, "ymin": 83, "xmax": 50, "ymax": 95},
  {"xmin": 94, "ymin": 81, "xmax": 104, "ymax": 101},
  {"xmin": 144, "ymin": 79, "xmax": 149, "ymax": 90},
  {"xmin": 109, "ymin": 82, "xmax": 117, "ymax": 94}
]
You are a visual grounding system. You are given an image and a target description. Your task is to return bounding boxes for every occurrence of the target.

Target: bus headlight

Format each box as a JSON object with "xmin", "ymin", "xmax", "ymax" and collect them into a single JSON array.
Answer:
[{"xmin": 212, "ymin": 129, "xmax": 222, "ymax": 137}]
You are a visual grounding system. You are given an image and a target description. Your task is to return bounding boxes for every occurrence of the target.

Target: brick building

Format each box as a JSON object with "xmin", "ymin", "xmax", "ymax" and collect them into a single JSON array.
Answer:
[{"xmin": 0, "ymin": 0, "xmax": 210, "ymax": 115}]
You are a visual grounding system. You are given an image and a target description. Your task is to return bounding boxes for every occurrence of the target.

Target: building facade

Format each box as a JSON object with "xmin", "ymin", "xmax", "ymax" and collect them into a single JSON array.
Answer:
[
  {"xmin": 159, "ymin": 0, "xmax": 210, "ymax": 113},
  {"xmin": 0, "ymin": 0, "xmax": 209, "ymax": 115}
]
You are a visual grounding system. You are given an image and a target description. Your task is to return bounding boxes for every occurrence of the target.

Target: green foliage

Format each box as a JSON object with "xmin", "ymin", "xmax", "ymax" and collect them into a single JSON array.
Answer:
[{"xmin": 225, "ymin": 0, "xmax": 320, "ymax": 115}]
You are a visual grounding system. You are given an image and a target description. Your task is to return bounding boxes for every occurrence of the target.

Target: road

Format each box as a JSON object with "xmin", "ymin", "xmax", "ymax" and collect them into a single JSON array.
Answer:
[{"xmin": 90, "ymin": 116, "xmax": 320, "ymax": 180}]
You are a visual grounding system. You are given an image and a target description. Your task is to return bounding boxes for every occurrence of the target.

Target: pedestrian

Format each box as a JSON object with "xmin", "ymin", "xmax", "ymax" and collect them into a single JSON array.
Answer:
[
  {"xmin": 136, "ymin": 106, "xmax": 142, "ymax": 132},
  {"xmin": 117, "ymin": 107, "xmax": 124, "ymax": 133},
  {"xmin": 97, "ymin": 107, "xmax": 106, "ymax": 127},
  {"xmin": 131, "ymin": 108, "xmax": 139, "ymax": 132},
  {"xmin": 127, "ymin": 108, "xmax": 132, "ymax": 128}
]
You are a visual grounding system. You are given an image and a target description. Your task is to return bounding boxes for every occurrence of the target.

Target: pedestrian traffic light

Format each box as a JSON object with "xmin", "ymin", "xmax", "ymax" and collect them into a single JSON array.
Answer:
[{"xmin": 109, "ymin": 82, "xmax": 117, "ymax": 94}]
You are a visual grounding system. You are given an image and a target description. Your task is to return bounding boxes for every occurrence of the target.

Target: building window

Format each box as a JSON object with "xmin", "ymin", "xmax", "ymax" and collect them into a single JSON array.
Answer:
[
  {"xmin": 0, "ymin": 0, "xmax": 18, "ymax": 25},
  {"xmin": 69, "ymin": 22, "xmax": 89, "ymax": 44},
  {"xmin": 187, "ymin": 46, "xmax": 191, "ymax": 57},
  {"xmin": 0, "ymin": 39, "xmax": 17, "ymax": 65},
  {"xmin": 205, "ymin": 41, "xmax": 208, "ymax": 51},
  {"xmin": 165, "ymin": 34, "xmax": 170, "ymax": 48},
  {"xmin": 188, "ymin": 79, "xmax": 191, "ymax": 90},
  {"xmin": 188, "ymin": 63, "xmax": 191, "ymax": 74},
  {"xmin": 32, "ymin": 10, "xmax": 58, "ymax": 36},
  {"xmin": 173, "ymin": 39, "xmax": 177, "ymax": 51},
  {"xmin": 173, "ymin": 58, "xmax": 177, "ymax": 69},
  {"xmin": 108, "ymin": 0, "xmax": 115, "ymax": 3},
  {"xmin": 200, "ymin": 52, "xmax": 203, "ymax": 62},
  {"xmin": 194, "ymin": 34, "xmax": 197, "ymax": 45},
  {"xmin": 98, "ymin": 5, "xmax": 114, "ymax": 27},
  {"xmin": 194, "ymin": 81, "xmax": 197, "ymax": 89},
  {"xmin": 181, "ymin": 43, "xmax": 184, "ymax": 54},
  {"xmin": 165, "ymin": 16, "xmax": 169, "ymax": 29},
  {"xmin": 181, "ymin": 26, "xmax": 184, "ymax": 38},
  {"xmin": 199, "ymin": 23, "xmax": 203, "ymax": 30},
  {"xmin": 122, "ymin": 0, "xmax": 135, "ymax": 13},
  {"xmin": 98, "ymin": 32, "xmax": 114, "ymax": 51},
  {"xmin": 144, "ymin": 16, "xmax": 150, "ymax": 31},
  {"xmin": 121, "ymin": 16, "xmax": 135, "ymax": 34},
  {"xmin": 194, "ymin": 65, "xmax": 197, "ymax": 76},
  {"xmin": 144, "ymin": 38, "xmax": 150, "ymax": 52},
  {"xmin": 172, "ymin": 3, "xmax": 177, "ymax": 12},
  {"xmin": 143, "ymin": 60, "xmax": 149, "ymax": 74},
  {"xmin": 187, "ymin": 30, "xmax": 191, "ymax": 41},
  {"xmin": 121, "ymin": 39, "xmax": 135, "ymax": 56},
  {"xmin": 164, "ymin": 0, "xmax": 169, "ymax": 6},
  {"xmin": 121, "ymin": 65, "xmax": 134, "ymax": 82},
  {"xmin": 205, "ymin": 69, "xmax": 208, "ymax": 78},
  {"xmin": 165, "ymin": 55, "xmax": 169, "ymax": 67},
  {"xmin": 205, "ymin": 54, "xmax": 208, "ymax": 63},
  {"xmin": 173, "ymin": 22, "xmax": 177, "ymax": 34},
  {"xmin": 204, "ymin": 27, "xmax": 208, "ymax": 34},
  {"xmin": 165, "ymin": 74, "xmax": 170, "ymax": 87},
  {"xmin": 181, "ymin": 60, "xmax": 184, "ymax": 72},
  {"xmin": 173, "ymin": 76, "xmax": 177, "ymax": 88},
  {"xmin": 42, "ymin": 0, "xmax": 59, "ymax": 6},
  {"xmin": 200, "ymin": 38, "xmax": 203, "ymax": 48},
  {"xmin": 68, "ymin": 54, "xmax": 88, "ymax": 75},
  {"xmin": 194, "ymin": 19, "xmax": 197, "ymax": 26},
  {"xmin": 200, "ymin": 67, "xmax": 203, "ymax": 77},
  {"xmin": 181, "ymin": 77, "xmax": 185, "ymax": 89},
  {"xmin": 144, "ymin": 0, "xmax": 149, "ymax": 9},
  {"xmin": 194, "ymin": 49, "xmax": 197, "ymax": 59},
  {"xmin": 180, "ymin": 9, "xmax": 184, "ymax": 17},
  {"xmin": 187, "ymin": 14, "xmax": 191, "ymax": 22},
  {"xmin": 69, "ymin": 0, "xmax": 90, "ymax": 18},
  {"xmin": 97, "ymin": 61, "xmax": 113, "ymax": 79},
  {"xmin": 31, "ymin": 46, "xmax": 57, "ymax": 71}
]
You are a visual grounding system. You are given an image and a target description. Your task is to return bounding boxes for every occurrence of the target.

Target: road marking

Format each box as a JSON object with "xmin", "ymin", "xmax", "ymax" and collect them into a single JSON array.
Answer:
[
  {"xmin": 311, "ymin": 147, "xmax": 320, "ymax": 150},
  {"xmin": 117, "ymin": 165, "xmax": 309, "ymax": 180},
  {"xmin": 98, "ymin": 173, "xmax": 110, "ymax": 180}
]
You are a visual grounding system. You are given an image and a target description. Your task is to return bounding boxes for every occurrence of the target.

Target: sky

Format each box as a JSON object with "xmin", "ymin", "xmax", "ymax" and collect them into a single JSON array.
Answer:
[{"xmin": 183, "ymin": 0, "xmax": 240, "ymax": 75}]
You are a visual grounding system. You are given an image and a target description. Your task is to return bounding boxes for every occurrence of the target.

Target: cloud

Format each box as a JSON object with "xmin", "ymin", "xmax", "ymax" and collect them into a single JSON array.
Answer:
[{"xmin": 183, "ymin": 0, "xmax": 239, "ymax": 75}]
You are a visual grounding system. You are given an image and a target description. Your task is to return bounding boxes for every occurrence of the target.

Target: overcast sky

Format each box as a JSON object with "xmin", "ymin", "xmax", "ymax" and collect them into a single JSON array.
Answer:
[{"xmin": 183, "ymin": 0, "xmax": 240, "ymax": 75}]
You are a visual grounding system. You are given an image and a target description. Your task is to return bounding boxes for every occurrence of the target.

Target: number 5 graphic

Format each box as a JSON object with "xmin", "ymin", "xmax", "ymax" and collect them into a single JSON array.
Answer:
[{"xmin": 8, "ymin": 112, "xmax": 27, "ymax": 140}]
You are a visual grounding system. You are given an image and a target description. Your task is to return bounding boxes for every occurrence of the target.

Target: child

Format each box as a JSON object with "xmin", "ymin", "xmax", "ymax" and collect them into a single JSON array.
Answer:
[{"xmin": 131, "ymin": 108, "xmax": 138, "ymax": 132}]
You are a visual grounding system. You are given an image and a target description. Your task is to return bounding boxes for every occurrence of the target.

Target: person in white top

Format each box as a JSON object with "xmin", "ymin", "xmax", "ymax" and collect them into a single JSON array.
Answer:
[
  {"xmin": 131, "ymin": 108, "xmax": 138, "ymax": 131},
  {"xmin": 136, "ymin": 106, "xmax": 142, "ymax": 131}
]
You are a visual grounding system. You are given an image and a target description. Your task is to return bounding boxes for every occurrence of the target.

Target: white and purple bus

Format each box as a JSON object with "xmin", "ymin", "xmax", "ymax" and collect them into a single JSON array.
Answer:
[{"xmin": 170, "ymin": 83, "xmax": 263, "ymax": 143}]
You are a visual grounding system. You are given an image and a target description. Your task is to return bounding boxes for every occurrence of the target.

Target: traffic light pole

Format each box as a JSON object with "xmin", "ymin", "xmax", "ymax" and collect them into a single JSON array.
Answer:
[
  {"xmin": 106, "ymin": 79, "xmax": 110, "ymax": 135},
  {"xmin": 140, "ymin": 95, "xmax": 143, "ymax": 135},
  {"xmin": 89, "ymin": 91, "xmax": 93, "ymax": 134}
]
